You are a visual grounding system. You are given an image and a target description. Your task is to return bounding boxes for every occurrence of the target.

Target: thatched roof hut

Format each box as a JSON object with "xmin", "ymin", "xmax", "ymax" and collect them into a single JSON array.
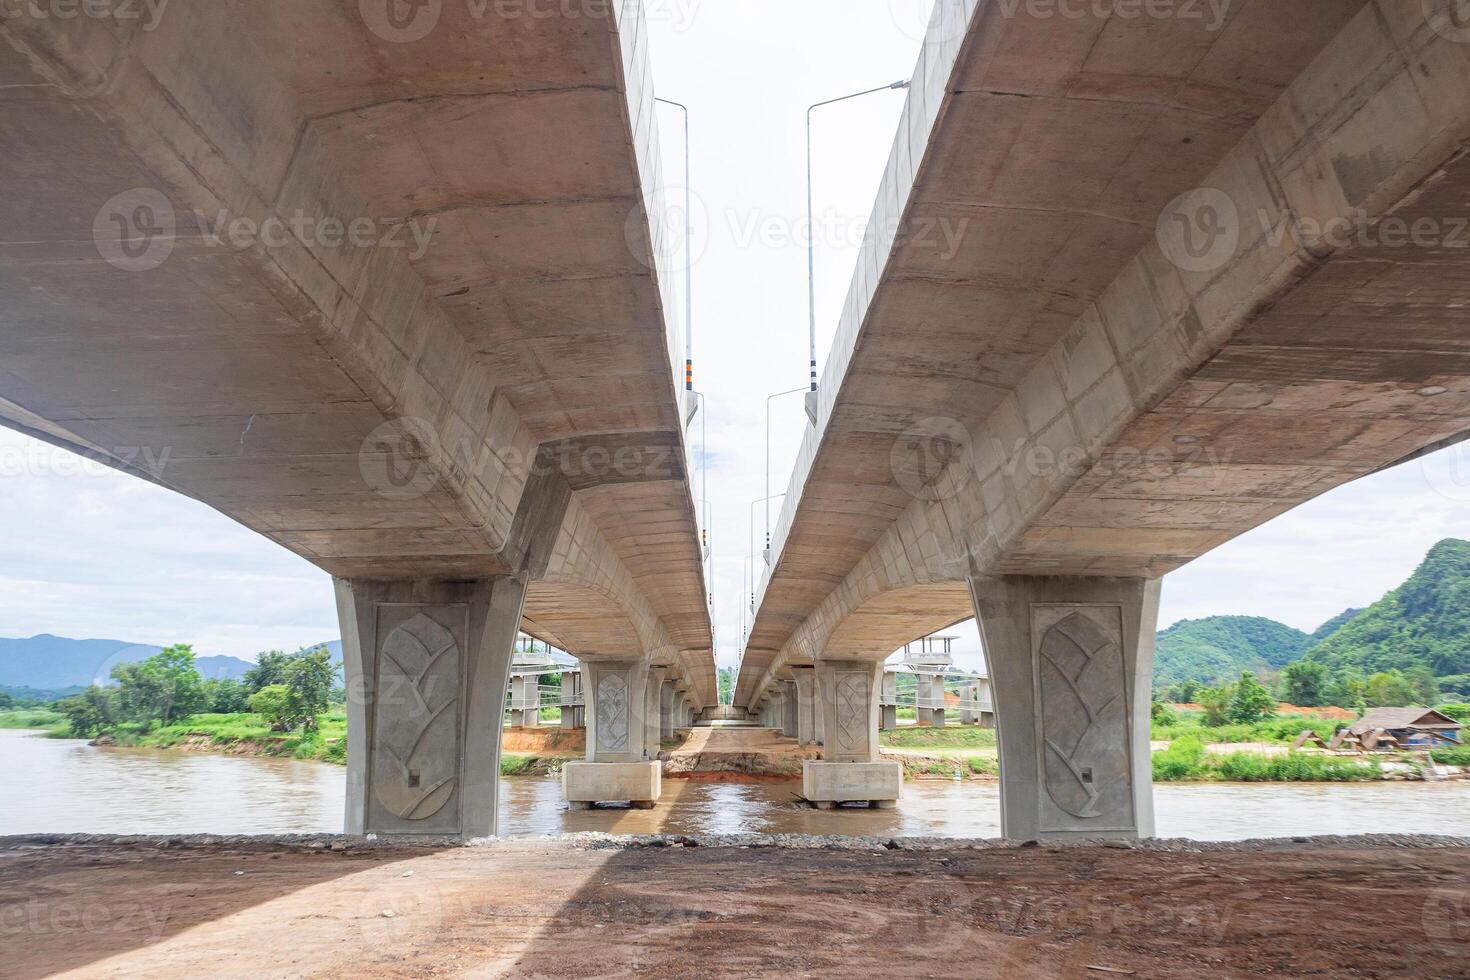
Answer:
[{"xmin": 1348, "ymin": 708, "xmax": 1462, "ymax": 747}]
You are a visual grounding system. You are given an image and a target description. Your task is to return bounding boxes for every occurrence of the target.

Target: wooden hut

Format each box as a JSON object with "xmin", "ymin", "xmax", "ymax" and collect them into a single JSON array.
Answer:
[{"xmin": 1348, "ymin": 708, "xmax": 1463, "ymax": 750}]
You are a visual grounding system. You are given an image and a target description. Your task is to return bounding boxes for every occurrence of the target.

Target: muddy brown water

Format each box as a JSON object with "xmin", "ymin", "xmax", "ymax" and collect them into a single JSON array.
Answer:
[{"xmin": 5, "ymin": 728, "xmax": 1469, "ymax": 840}]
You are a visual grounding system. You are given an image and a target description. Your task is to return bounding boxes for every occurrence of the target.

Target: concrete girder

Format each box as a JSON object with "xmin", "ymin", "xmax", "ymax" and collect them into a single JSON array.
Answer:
[
  {"xmin": 0, "ymin": 3, "xmax": 715, "ymax": 710},
  {"xmin": 739, "ymin": 0, "xmax": 1470, "ymax": 708}
]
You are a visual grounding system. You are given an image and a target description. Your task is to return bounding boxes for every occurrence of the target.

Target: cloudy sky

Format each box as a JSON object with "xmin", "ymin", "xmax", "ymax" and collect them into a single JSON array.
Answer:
[{"xmin": 2, "ymin": 1, "xmax": 1468, "ymax": 673}]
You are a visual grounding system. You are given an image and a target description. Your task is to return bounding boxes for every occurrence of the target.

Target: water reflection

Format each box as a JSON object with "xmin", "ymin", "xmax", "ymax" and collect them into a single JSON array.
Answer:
[{"xmin": 5, "ymin": 730, "xmax": 1470, "ymax": 841}]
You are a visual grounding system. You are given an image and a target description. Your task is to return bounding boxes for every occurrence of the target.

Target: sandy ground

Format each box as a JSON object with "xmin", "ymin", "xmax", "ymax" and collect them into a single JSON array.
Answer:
[{"xmin": 3, "ymin": 835, "xmax": 1468, "ymax": 978}]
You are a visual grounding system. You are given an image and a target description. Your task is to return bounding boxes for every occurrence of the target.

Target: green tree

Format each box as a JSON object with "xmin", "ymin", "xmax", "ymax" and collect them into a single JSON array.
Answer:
[
  {"xmin": 1405, "ymin": 665, "xmax": 1440, "ymax": 705},
  {"xmin": 244, "ymin": 650, "xmax": 291, "ymax": 693},
  {"xmin": 57, "ymin": 686, "xmax": 116, "ymax": 737},
  {"xmin": 248, "ymin": 684, "xmax": 295, "ymax": 732},
  {"xmin": 1163, "ymin": 680, "xmax": 1201, "ymax": 704},
  {"xmin": 205, "ymin": 678, "xmax": 250, "ymax": 714},
  {"xmin": 1281, "ymin": 661, "xmax": 1329, "ymax": 707},
  {"xmin": 1229, "ymin": 672, "xmax": 1276, "ymax": 724},
  {"xmin": 112, "ymin": 644, "xmax": 207, "ymax": 727},
  {"xmin": 1365, "ymin": 669, "xmax": 1417, "ymax": 707},
  {"xmin": 1196, "ymin": 685, "xmax": 1231, "ymax": 727},
  {"xmin": 247, "ymin": 648, "xmax": 336, "ymax": 732},
  {"xmin": 283, "ymin": 647, "xmax": 335, "ymax": 733}
]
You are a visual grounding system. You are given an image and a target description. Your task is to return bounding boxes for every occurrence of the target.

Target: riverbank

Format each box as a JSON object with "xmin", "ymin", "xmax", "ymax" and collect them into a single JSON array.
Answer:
[
  {"xmin": 21, "ymin": 711, "xmax": 1469, "ymax": 784},
  {"xmin": 0, "ymin": 708, "xmax": 64, "ymax": 732},
  {"xmin": 3, "ymin": 833, "xmax": 1465, "ymax": 978},
  {"xmin": 51, "ymin": 714, "xmax": 576, "ymax": 777}
]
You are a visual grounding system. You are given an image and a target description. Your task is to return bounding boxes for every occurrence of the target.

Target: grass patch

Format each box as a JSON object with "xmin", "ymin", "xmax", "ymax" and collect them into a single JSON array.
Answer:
[
  {"xmin": 1152, "ymin": 741, "xmax": 1382, "ymax": 782},
  {"xmin": 500, "ymin": 754, "xmax": 561, "ymax": 777},
  {"xmin": 129, "ymin": 711, "xmax": 349, "ymax": 764},
  {"xmin": 880, "ymin": 726, "xmax": 997, "ymax": 749},
  {"xmin": 893, "ymin": 752, "xmax": 997, "ymax": 780},
  {"xmin": 1429, "ymin": 745, "xmax": 1470, "ymax": 767},
  {"xmin": 0, "ymin": 708, "xmax": 67, "ymax": 733},
  {"xmin": 1151, "ymin": 716, "xmax": 1349, "ymax": 746},
  {"xmin": 1209, "ymin": 752, "xmax": 1380, "ymax": 782}
]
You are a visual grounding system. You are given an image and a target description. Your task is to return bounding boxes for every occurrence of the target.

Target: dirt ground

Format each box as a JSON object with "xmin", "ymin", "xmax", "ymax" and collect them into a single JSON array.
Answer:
[
  {"xmin": 661, "ymin": 726, "xmax": 821, "ymax": 778},
  {"xmin": 2, "ymin": 835, "xmax": 1468, "ymax": 978},
  {"xmin": 501, "ymin": 728, "xmax": 585, "ymax": 755}
]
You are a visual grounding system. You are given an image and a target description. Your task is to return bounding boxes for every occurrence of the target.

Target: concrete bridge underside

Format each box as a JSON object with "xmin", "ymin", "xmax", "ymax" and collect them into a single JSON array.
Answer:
[
  {"xmin": 0, "ymin": 0, "xmax": 713, "ymax": 836},
  {"xmin": 739, "ymin": 0, "xmax": 1470, "ymax": 837}
]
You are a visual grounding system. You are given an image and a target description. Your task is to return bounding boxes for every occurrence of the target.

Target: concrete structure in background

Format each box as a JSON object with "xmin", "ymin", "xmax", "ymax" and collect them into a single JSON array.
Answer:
[
  {"xmin": 915, "ymin": 673, "xmax": 946, "ymax": 728},
  {"xmin": 739, "ymin": 1, "xmax": 1470, "ymax": 838},
  {"xmin": 0, "ymin": 1, "xmax": 714, "ymax": 838},
  {"xmin": 560, "ymin": 670, "xmax": 586, "ymax": 731},
  {"xmin": 510, "ymin": 674, "xmax": 542, "ymax": 729},
  {"xmin": 959, "ymin": 678, "xmax": 994, "ymax": 728}
]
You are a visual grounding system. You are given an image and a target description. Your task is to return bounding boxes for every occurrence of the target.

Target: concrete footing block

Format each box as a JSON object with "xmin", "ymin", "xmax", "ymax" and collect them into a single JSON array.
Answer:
[
  {"xmin": 562, "ymin": 762, "xmax": 661, "ymax": 805},
  {"xmin": 802, "ymin": 760, "xmax": 902, "ymax": 806}
]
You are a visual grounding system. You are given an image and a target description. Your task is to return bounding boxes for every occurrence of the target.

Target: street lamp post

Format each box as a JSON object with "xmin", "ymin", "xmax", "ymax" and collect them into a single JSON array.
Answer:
[
  {"xmin": 805, "ymin": 80, "xmax": 911, "ymax": 423},
  {"xmin": 748, "ymin": 493, "xmax": 787, "ymax": 612},
  {"xmin": 655, "ymin": 97, "xmax": 695, "ymax": 401},
  {"xmin": 766, "ymin": 386, "xmax": 806, "ymax": 560}
]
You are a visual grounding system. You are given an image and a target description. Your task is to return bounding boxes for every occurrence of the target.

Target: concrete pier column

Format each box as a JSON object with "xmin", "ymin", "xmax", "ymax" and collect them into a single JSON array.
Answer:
[
  {"xmin": 880, "ymin": 671, "xmax": 897, "ymax": 731},
  {"xmin": 803, "ymin": 660, "xmax": 902, "ymax": 809},
  {"xmin": 914, "ymin": 672, "xmax": 933, "ymax": 727},
  {"xmin": 337, "ymin": 576, "xmax": 527, "ymax": 838},
  {"xmin": 960, "ymin": 683, "xmax": 977, "ymax": 725},
  {"xmin": 659, "ymin": 680, "xmax": 675, "ymax": 741},
  {"xmin": 969, "ymin": 576, "xmax": 1161, "ymax": 842},
  {"xmin": 511, "ymin": 674, "xmax": 540, "ymax": 728},
  {"xmin": 645, "ymin": 666, "xmax": 667, "ymax": 758},
  {"xmin": 781, "ymin": 680, "xmax": 799, "ymax": 738},
  {"xmin": 792, "ymin": 668, "xmax": 818, "ymax": 745},
  {"xmin": 916, "ymin": 673, "xmax": 945, "ymax": 727},
  {"xmin": 560, "ymin": 669, "xmax": 584, "ymax": 730},
  {"xmin": 562, "ymin": 660, "xmax": 661, "ymax": 809}
]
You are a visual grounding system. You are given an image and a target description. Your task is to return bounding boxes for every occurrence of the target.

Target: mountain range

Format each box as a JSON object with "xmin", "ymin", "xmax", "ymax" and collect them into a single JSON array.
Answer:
[
  {"xmin": 0, "ymin": 635, "xmax": 342, "ymax": 699},
  {"xmin": 1156, "ymin": 538, "xmax": 1470, "ymax": 692}
]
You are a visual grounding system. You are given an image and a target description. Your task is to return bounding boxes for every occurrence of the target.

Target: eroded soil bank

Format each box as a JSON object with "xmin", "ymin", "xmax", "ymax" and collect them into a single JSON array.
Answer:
[{"xmin": 2, "ymin": 834, "xmax": 1466, "ymax": 978}]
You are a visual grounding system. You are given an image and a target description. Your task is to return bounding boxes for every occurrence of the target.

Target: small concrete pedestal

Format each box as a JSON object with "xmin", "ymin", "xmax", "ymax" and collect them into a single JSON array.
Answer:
[
  {"xmin": 562, "ymin": 762, "xmax": 661, "ymax": 808},
  {"xmin": 803, "ymin": 760, "xmax": 902, "ymax": 808}
]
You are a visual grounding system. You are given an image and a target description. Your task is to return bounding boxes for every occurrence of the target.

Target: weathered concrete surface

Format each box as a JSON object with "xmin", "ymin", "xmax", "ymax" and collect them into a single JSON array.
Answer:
[
  {"xmin": 738, "ymin": 0, "xmax": 1470, "ymax": 722},
  {"xmin": 0, "ymin": 3, "xmax": 714, "ymax": 704},
  {"xmin": 4, "ymin": 835, "xmax": 1468, "ymax": 978},
  {"xmin": 802, "ymin": 760, "xmax": 902, "ymax": 807},
  {"xmin": 970, "ymin": 576, "xmax": 1161, "ymax": 841},
  {"xmin": 561, "ymin": 761, "xmax": 661, "ymax": 807}
]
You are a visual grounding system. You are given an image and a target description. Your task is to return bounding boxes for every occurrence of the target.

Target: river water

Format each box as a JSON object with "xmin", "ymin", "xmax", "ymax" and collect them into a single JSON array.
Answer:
[{"xmin": 4, "ymin": 729, "xmax": 1469, "ymax": 841}]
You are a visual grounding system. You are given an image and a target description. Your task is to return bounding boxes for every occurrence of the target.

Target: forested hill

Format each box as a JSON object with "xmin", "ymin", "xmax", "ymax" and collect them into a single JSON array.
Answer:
[
  {"xmin": 1154, "ymin": 538, "xmax": 1470, "ymax": 694},
  {"xmin": 1153, "ymin": 616, "xmax": 1315, "ymax": 689},
  {"xmin": 1304, "ymin": 538, "xmax": 1470, "ymax": 692}
]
